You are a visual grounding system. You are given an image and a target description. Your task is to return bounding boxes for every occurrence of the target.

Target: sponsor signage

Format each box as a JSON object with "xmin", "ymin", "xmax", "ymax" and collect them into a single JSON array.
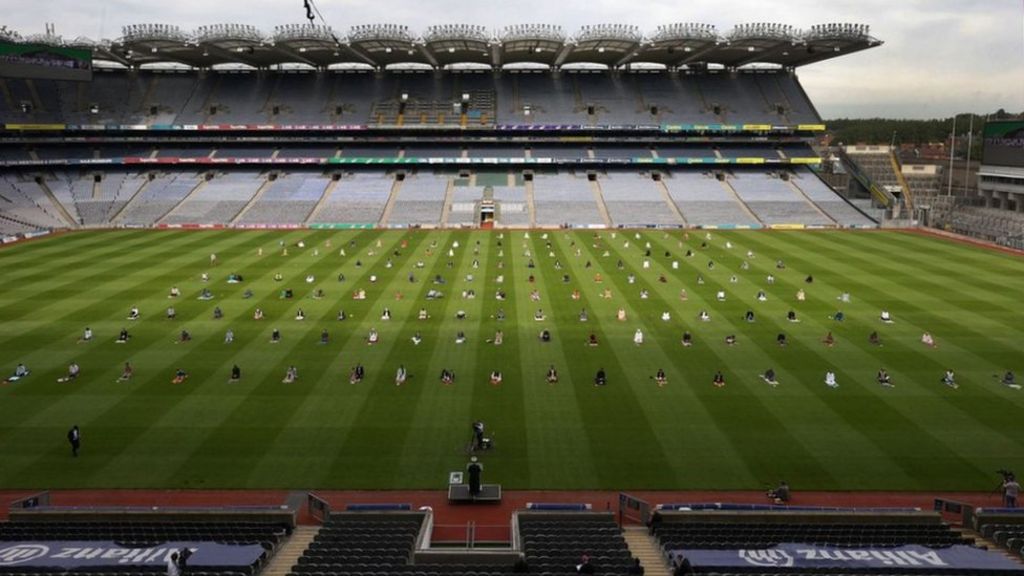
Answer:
[
  {"xmin": 670, "ymin": 544, "xmax": 1022, "ymax": 571},
  {"xmin": 0, "ymin": 541, "xmax": 264, "ymax": 569}
]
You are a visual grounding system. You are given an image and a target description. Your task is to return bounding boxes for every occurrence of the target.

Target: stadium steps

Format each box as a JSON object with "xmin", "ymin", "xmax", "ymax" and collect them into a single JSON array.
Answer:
[
  {"xmin": 956, "ymin": 528, "xmax": 1024, "ymax": 565},
  {"xmin": 786, "ymin": 178, "xmax": 838, "ymax": 226},
  {"xmin": 260, "ymin": 525, "xmax": 321, "ymax": 576},
  {"xmin": 590, "ymin": 179, "xmax": 613, "ymax": 227},
  {"xmin": 891, "ymin": 151, "xmax": 915, "ymax": 212},
  {"xmin": 0, "ymin": 79, "xmax": 14, "ymax": 112},
  {"xmin": 109, "ymin": 174, "xmax": 153, "ymax": 223},
  {"xmin": 25, "ymin": 79, "xmax": 45, "ymax": 114},
  {"xmin": 230, "ymin": 176, "xmax": 273, "ymax": 225},
  {"xmin": 377, "ymin": 175, "xmax": 403, "ymax": 227},
  {"xmin": 439, "ymin": 177, "xmax": 455, "ymax": 227},
  {"xmin": 524, "ymin": 178, "xmax": 536, "ymax": 227},
  {"xmin": 303, "ymin": 177, "xmax": 339, "ymax": 225},
  {"xmin": 156, "ymin": 176, "xmax": 208, "ymax": 225},
  {"xmin": 655, "ymin": 179, "xmax": 688, "ymax": 226},
  {"xmin": 718, "ymin": 177, "xmax": 764, "ymax": 226},
  {"xmin": 35, "ymin": 179, "xmax": 80, "ymax": 228},
  {"xmin": 623, "ymin": 526, "xmax": 672, "ymax": 576}
]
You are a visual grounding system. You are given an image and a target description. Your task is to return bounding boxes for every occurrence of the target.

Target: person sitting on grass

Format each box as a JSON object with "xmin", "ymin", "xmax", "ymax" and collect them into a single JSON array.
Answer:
[
  {"xmin": 295, "ymin": 309, "xmax": 306, "ymax": 321},
  {"xmin": 654, "ymin": 368, "xmax": 667, "ymax": 387},
  {"xmin": 682, "ymin": 331, "xmax": 693, "ymax": 347},
  {"xmin": 712, "ymin": 370, "xmax": 726, "ymax": 388},
  {"xmin": 633, "ymin": 328, "xmax": 644, "ymax": 346},
  {"xmin": 253, "ymin": 308, "xmax": 264, "ymax": 320},
  {"xmin": 282, "ymin": 365, "xmax": 298, "ymax": 384},
  {"xmin": 172, "ymin": 368, "xmax": 188, "ymax": 384},
  {"xmin": 942, "ymin": 369, "xmax": 958, "ymax": 389},
  {"xmin": 594, "ymin": 368, "xmax": 607, "ymax": 387},
  {"xmin": 312, "ymin": 288, "xmax": 324, "ymax": 300},
  {"xmin": 869, "ymin": 331, "xmax": 882, "ymax": 346},
  {"xmin": 395, "ymin": 365, "xmax": 407, "ymax": 386},
  {"xmin": 213, "ymin": 306, "xmax": 223, "ymax": 320},
  {"xmin": 822, "ymin": 331, "xmax": 835, "ymax": 347},
  {"xmin": 4, "ymin": 363, "xmax": 29, "ymax": 384},
  {"xmin": 381, "ymin": 308, "xmax": 392, "ymax": 321},
  {"xmin": 411, "ymin": 332, "xmax": 422, "ymax": 346},
  {"xmin": 1001, "ymin": 371, "xmax": 1020, "ymax": 389},
  {"xmin": 777, "ymin": 333, "xmax": 787, "ymax": 347},
  {"xmin": 57, "ymin": 361, "xmax": 80, "ymax": 383},
  {"xmin": 198, "ymin": 288, "xmax": 213, "ymax": 301},
  {"xmin": 587, "ymin": 333, "xmax": 599, "ymax": 347},
  {"xmin": 616, "ymin": 308, "xmax": 626, "ymax": 321},
  {"xmin": 78, "ymin": 327, "xmax": 93, "ymax": 343},
  {"xmin": 546, "ymin": 365, "xmax": 559, "ymax": 384},
  {"xmin": 538, "ymin": 329, "xmax": 551, "ymax": 343},
  {"xmin": 579, "ymin": 309, "xmax": 589, "ymax": 322},
  {"xmin": 367, "ymin": 328, "xmax": 379, "ymax": 345},
  {"xmin": 880, "ymin": 309, "xmax": 893, "ymax": 323},
  {"xmin": 767, "ymin": 480, "xmax": 791, "ymax": 504},
  {"xmin": 698, "ymin": 310, "xmax": 711, "ymax": 322},
  {"xmin": 166, "ymin": 306, "xmax": 177, "ymax": 320},
  {"xmin": 128, "ymin": 306, "xmax": 140, "ymax": 321},
  {"xmin": 786, "ymin": 310, "xmax": 799, "ymax": 323},
  {"xmin": 761, "ymin": 368, "xmax": 779, "ymax": 387},
  {"xmin": 825, "ymin": 370, "xmax": 838, "ymax": 388},
  {"xmin": 440, "ymin": 368, "xmax": 455, "ymax": 386},
  {"xmin": 490, "ymin": 371, "xmax": 503, "ymax": 386},
  {"xmin": 756, "ymin": 290, "xmax": 767, "ymax": 302},
  {"xmin": 169, "ymin": 286, "xmax": 180, "ymax": 298},
  {"xmin": 320, "ymin": 329, "xmax": 329, "ymax": 345},
  {"xmin": 724, "ymin": 334, "xmax": 737, "ymax": 346},
  {"xmin": 177, "ymin": 329, "xmax": 192, "ymax": 344},
  {"xmin": 229, "ymin": 364, "xmax": 241, "ymax": 383},
  {"xmin": 270, "ymin": 328, "xmax": 281, "ymax": 344},
  {"xmin": 744, "ymin": 310, "xmax": 756, "ymax": 323},
  {"xmin": 117, "ymin": 361, "xmax": 133, "ymax": 383},
  {"xmin": 349, "ymin": 364, "xmax": 364, "ymax": 384},
  {"xmin": 534, "ymin": 309, "xmax": 546, "ymax": 321},
  {"xmin": 796, "ymin": 289, "xmax": 806, "ymax": 302},
  {"xmin": 456, "ymin": 331, "xmax": 467, "ymax": 344},
  {"xmin": 353, "ymin": 289, "xmax": 366, "ymax": 300},
  {"xmin": 877, "ymin": 368, "xmax": 893, "ymax": 388},
  {"xmin": 921, "ymin": 332, "xmax": 936, "ymax": 347}
]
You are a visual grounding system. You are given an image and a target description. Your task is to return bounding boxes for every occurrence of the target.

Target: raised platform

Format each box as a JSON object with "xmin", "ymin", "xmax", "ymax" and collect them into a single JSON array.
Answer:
[{"xmin": 448, "ymin": 484, "xmax": 502, "ymax": 504}]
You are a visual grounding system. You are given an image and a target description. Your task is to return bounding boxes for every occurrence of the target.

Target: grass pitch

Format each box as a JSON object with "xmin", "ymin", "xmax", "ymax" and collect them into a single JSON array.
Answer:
[{"xmin": 0, "ymin": 229, "xmax": 1022, "ymax": 491}]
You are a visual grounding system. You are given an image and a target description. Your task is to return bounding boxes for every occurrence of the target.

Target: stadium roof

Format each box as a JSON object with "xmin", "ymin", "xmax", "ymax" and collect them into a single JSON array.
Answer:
[{"xmin": 6, "ymin": 22, "xmax": 882, "ymax": 70}]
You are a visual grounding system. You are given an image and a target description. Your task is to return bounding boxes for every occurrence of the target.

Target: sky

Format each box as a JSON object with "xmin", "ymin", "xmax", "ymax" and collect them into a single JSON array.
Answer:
[{"xmin": 2, "ymin": 0, "xmax": 1023, "ymax": 118}]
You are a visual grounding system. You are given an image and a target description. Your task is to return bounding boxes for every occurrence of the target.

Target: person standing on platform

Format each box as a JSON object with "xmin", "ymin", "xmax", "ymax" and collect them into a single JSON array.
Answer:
[{"xmin": 467, "ymin": 456, "xmax": 483, "ymax": 496}]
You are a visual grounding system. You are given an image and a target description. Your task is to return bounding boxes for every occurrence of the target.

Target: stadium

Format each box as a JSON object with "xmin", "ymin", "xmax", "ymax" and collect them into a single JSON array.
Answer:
[{"xmin": 1, "ymin": 11, "xmax": 1024, "ymax": 576}]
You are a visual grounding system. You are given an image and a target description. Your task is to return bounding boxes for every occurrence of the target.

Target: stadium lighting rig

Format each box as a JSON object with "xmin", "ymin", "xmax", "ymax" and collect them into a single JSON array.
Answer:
[
  {"xmin": 498, "ymin": 24, "xmax": 567, "ymax": 43},
  {"xmin": 424, "ymin": 24, "xmax": 491, "ymax": 44},
  {"xmin": 0, "ymin": 25, "xmax": 23, "ymax": 42},
  {"xmin": 575, "ymin": 24, "xmax": 642, "ymax": 43},
  {"xmin": 650, "ymin": 23, "xmax": 719, "ymax": 42},
  {"xmin": 348, "ymin": 24, "xmax": 416, "ymax": 43},
  {"xmin": 729, "ymin": 22, "xmax": 798, "ymax": 41},
  {"xmin": 273, "ymin": 23, "xmax": 337, "ymax": 43},
  {"xmin": 196, "ymin": 24, "xmax": 267, "ymax": 44},
  {"xmin": 805, "ymin": 23, "xmax": 872, "ymax": 41},
  {"xmin": 121, "ymin": 24, "xmax": 190, "ymax": 43}
]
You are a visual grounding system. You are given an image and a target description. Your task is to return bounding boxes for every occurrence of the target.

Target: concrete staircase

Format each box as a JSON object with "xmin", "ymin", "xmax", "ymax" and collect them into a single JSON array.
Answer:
[
  {"xmin": 261, "ymin": 526, "xmax": 319, "ymax": 576},
  {"xmin": 623, "ymin": 526, "xmax": 672, "ymax": 576}
]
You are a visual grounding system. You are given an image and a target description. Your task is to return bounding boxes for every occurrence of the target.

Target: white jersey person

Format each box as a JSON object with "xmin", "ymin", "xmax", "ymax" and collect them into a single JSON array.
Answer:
[
  {"xmin": 880, "ymin": 310, "xmax": 893, "ymax": 323},
  {"xmin": 633, "ymin": 328, "xmax": 644, "ymax": 346},
  {"xmin": 825, "ymin": 371, "xmax": 838, "ymax": 388},
  {"xmin": 395, "ymin": 365, "xmax": 407, "ymax": 386},
  {"xmin": 4, "ymin": 363, "xmax": 29, "ymax": 384},
  {"xmin": 942, "ymin": 369, "xmax": 958, "ymax": 389},
  {"xmin": 224, "ymin": 329, "xmax": 234, "ymax": 344},
  {"xmin": 79, "ymin": 327, "xmax": 93, "ymax": 343},
  {"xmin": 128, "ymin": 306, "xmax": 140, "ymax": 320}
]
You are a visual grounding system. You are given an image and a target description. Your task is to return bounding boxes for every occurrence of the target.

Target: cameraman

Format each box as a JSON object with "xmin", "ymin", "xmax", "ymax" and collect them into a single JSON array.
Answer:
[{"xmin": 1002, "ymin": 472, "xmax": 1020, "ymax": 508}]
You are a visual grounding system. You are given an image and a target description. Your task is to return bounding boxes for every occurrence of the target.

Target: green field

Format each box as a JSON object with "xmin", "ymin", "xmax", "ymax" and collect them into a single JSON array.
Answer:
[{"xmin": 0, "ymin": 229, "xmax": 1022, "ymax": 491}]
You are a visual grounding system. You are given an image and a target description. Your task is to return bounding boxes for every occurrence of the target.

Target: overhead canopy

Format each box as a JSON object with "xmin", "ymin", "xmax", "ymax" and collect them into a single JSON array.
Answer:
[{"xmin": 8, "ymin": 22, "xmax": 882, "ymax": 69}]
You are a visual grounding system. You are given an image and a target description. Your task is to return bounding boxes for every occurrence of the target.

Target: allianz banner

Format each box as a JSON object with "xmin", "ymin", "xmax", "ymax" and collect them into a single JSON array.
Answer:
[
  {"xmin": 0, "ymin": 541, "xmax": 265, "ymax": 569},
  {"xmin": 670, "ymin": 544, "xmax": 1022, "ymax": 571}
]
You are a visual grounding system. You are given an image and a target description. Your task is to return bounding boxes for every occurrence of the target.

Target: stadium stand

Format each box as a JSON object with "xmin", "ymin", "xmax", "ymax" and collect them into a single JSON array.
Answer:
[
  {"xmin": 977, "ymin": 509, "xmax": 1024, "ymax": 559},
  {"xmin": 789, "ymin": 169, "xmax": 876, "ymax": 227},
  {"xmin": 115, "ymin": 172, "xmax": 201, "ymax": 226},
  {"xmin": 310, "ymin": 173, "xmax": 392, "ymax": 226},
  {"xmin": 663, "ymin": 172, "xmax": 760, "ymax": 227},
  {"xmin": 388, "ymin": 172, "xmax": 449, "ymax": 227},
  {"xmin": 729, "ymin": 171, "xmax": 834, "ymax": 226},
  {"xmin": 532, "ymin": 172, "xmax": 605, "ymax": 227},
  {"xmin": 518, "ymin": 512, "xmax": 638, "ymax": 575},
  {"xmin": 236, "ymin": 174, "xmax": 328, "ymax": 226},
  {"xmin": 599, "ymin": 173, "xmax": 683, "ymax": 227},
  {"xmin": 493, "ymin": 185, "xmax": 530, "ymax": 227},
  {"xmin": 161, "ymin": 172, "xmax": 261, "ymax": 225},
  {"xmin": 288, "ymin": 512, "xmax": 424, "ymax": 576}
]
